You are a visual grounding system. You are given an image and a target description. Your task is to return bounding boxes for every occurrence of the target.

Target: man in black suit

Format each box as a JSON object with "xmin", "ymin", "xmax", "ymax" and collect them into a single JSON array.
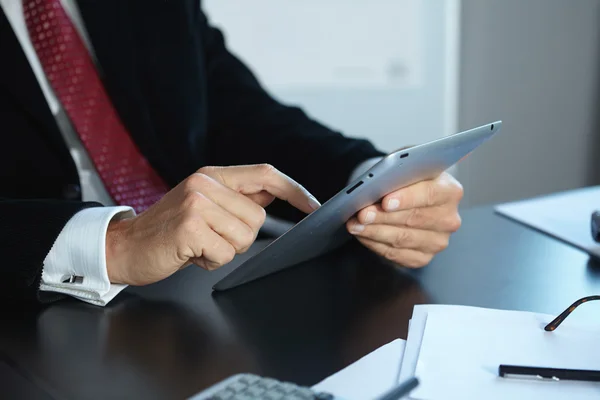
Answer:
[{"xmin": 0, "ymin": 0, "xmax": 463, "ymax": 305}]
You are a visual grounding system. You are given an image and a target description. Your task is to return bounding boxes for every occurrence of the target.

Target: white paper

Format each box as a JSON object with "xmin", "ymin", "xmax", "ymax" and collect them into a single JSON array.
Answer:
[
  {"xmin": 495, "ymin": 186, "xmax": 600, "ymax": 257},
  {"xmin": 411, "ymin": 306, "xmax": 600, "ymax": 400},
  {"xmin": 312, "ymin": 338, "xmax": 406, "ymax": 400}
]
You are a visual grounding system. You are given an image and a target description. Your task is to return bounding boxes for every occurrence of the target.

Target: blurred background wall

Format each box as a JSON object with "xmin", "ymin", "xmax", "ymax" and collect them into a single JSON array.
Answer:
[
  {"xmin": 203, "ymin": 0, "xmax": 600, "ymax": 208},
  {"xmin": 457, "ymin": 0, "xmax": 600, "ymax": 207}
]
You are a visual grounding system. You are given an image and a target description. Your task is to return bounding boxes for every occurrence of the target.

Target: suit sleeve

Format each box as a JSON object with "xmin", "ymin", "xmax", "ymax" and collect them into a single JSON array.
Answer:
[
  {"xmin": 0, "ymin": 199, "xmax": 101, "ymax": 304},
  {"xmin": 198, "ymin": 9, "xmax": 385, "ymax": 222}
]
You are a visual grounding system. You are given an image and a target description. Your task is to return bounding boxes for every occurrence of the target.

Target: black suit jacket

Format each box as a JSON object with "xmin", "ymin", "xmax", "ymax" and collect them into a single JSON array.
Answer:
[{"xmin": 0, "ymin": 1, "xmax": 383, "ymax": 304}]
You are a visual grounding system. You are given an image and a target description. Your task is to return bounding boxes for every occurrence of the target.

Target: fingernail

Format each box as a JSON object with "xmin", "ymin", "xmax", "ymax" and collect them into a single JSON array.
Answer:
[
  {"xmin": 364, "ymin": 211, "xmax": 376, "ymax": 224},
  {"xmin": 308, "ymin": 195, "xmax": 321, "ymax": 211},
  {"xmin": 350, "ymin": 224, "xmax": 365, "ymax": 234},
  {"xmin": 387, "ymin": 199, "xmax": 400, "ymax": 211}
]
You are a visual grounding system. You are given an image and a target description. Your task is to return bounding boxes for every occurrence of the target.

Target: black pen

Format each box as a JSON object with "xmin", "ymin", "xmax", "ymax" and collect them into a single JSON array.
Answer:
[{"xmin": 499, "ymin": 364, "xmax": 600, "ymax": 382}]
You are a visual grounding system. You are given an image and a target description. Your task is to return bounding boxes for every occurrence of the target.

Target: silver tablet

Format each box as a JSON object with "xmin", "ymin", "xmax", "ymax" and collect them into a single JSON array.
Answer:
[{"xmin": 213, "ymin": 121, "xmax": 502, "ymax": 291}]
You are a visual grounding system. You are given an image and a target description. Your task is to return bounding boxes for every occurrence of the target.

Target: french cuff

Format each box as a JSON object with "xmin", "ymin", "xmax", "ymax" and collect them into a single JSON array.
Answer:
[
  {"xmin": 349, "ymin": 156, "xmax": 383, "ymax": 183},
  {"xmin": 40, "ymin": 206, "xmax": 135, "ymax": 306}
]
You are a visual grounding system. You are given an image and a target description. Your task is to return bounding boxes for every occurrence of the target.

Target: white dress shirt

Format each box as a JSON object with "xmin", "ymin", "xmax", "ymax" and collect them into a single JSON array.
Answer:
[
  {"xmin": 1, "ymin": 0, "xmax": 380, "ymax": 306},
  {"xmin": 2, "ymin": 0, "xmax": 131, "ymax": 306}
]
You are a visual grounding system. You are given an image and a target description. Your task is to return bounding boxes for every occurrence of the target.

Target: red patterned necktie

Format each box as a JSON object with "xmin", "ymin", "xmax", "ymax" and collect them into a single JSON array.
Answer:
[{"xmin": 24, "ymin": 0, "xmax": 169, "ymax": 213}]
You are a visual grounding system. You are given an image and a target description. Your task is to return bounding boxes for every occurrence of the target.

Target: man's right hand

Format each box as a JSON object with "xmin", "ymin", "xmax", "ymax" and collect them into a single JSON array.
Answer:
[{"xmin": 105, "ymin": 164, "xmax": 321, "ymax": 286}]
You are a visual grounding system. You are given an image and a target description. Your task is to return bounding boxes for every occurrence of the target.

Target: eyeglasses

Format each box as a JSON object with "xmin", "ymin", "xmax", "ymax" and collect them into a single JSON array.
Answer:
[
  {"xmin": 547, "ymin": 214, "xmax": 600, "ymax": 331},
  {"xmin": 544, "ymin": 295, "xmax": 600, "ymax": 331}
]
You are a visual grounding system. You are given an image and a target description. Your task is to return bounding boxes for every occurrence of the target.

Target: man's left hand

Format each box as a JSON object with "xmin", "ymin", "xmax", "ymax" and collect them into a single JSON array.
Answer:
[{"xmin": 346, "ymin": 172, "xmax": 464, "ymax": 268}]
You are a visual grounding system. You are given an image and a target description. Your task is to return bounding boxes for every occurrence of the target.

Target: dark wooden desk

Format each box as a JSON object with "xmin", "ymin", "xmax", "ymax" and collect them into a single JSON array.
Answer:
[{"xmin": 2, "ymin": 206, "xmax": 600, "ymax": 400}]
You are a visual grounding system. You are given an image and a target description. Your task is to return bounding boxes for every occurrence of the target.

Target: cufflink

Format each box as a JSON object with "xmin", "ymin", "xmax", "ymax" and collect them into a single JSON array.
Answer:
[{"xmin": 62, "ymin": 275, "xmax": 84, "ymax": 284}]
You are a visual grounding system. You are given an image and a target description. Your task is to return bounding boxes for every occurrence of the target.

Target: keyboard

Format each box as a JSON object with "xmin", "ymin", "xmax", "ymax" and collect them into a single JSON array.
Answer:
[{"xmin": 188, "ymin": 373, "xmax": 343, "ymax": 400}]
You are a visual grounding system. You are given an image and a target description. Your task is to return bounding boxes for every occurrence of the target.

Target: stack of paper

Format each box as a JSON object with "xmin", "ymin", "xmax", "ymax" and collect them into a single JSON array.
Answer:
[
  {"xmin": 494, "ymin": 186, "xmax": 600, "ymax": 257},
  {"xmin": 311, "ymin": 304, "xmax": 600, "ymax": 399},
  {"xmin": 398, "ymin": 305, "xmax": 600, "ymax": 399}
]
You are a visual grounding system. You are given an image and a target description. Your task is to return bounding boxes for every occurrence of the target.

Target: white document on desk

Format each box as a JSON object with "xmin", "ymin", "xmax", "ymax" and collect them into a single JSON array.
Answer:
[
  {"xmin": 494, "ymin": 185, "xmax": 600, "ymax": 257},
  {"xmin": 409, "ymin": 306, "xmax": 600, "ymax": 399},
  {"xmin": 311, "ymin": 338, "xmax": 406, "ymax": 400}
]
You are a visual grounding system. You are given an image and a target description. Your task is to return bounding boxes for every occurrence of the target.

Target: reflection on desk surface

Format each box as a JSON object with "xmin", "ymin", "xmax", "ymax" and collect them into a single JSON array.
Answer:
[{"xmin": 0, "ymin": 241, "xmax": 428, "ymax": 399}]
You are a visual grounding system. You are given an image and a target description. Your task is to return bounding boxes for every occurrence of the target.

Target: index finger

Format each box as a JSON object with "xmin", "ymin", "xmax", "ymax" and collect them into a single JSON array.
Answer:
[{"xmin": 202, "ymin": 164, "xmax": 321, "ymax": 214}]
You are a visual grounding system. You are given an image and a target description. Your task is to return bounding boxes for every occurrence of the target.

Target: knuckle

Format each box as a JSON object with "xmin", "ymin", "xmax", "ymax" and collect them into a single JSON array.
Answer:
[
  {"xmin": 238, "ymin": 226, "xmax": 256, "ymax": 250},
  {"xmin": 257, "ymin": 207, "xmax": 268, "ymax": 228},
  {"xmin": 197, "ymin": 166, "xmax": 217, "ymax": 176},
  {"xmin": 394, "ymin": 229, "xmax": 411, "ymax": 248},
  {"xmin": 184, "ymin": 173, "xmax": 203, "ymax": 190},
  {"xmin": 220, "ymin": 245, "xmax": 236, "ymax": 265},
  {"xmin": 182, "ymin": 190, "xmax": 208, "ymax": 209},
  {"xmin": 434, "ymin": 235, "xmax": 450, "ymax": 252},
  {"xmin": 208, "ymin": 243, "xmax": 236, "ymax": 268},
  {"xmin": 449, "ymin": 213, "xmax": 462, "ymax": 232},
  {"xmin": 184, "ymin": 173, "xmax": 212, "ymax": 193},
  {"xmin": 405, "ymin": 208, "xmax": 422, "ymax": 228},
  {"xmin": 249, "ymin": 205, "xmax": 267, "ymax": 231},
  {"xmin": 199, "ymin": 166, "xmax": 228, "ymax": 186},
  {"xmin": 258, "ymin": 206, "xmax": 267, "ymax": 223},
  {"xmin": 446, "ymin": 175, "xmax": 464, "ymax": 200},
  {"xmin": 382, "ymin": 246, "xmax": 399, "ymax": 263},
  {"xmin": 257, "ymin": 163, "xmax": 277, "ymax": 177},
  {"xmin": 446, "ymin": 213, "xmax": 462, "ymax": 232},
  {"xmin": 453, "ymin": 183, "xmax": 465, "ymax": 202}
]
